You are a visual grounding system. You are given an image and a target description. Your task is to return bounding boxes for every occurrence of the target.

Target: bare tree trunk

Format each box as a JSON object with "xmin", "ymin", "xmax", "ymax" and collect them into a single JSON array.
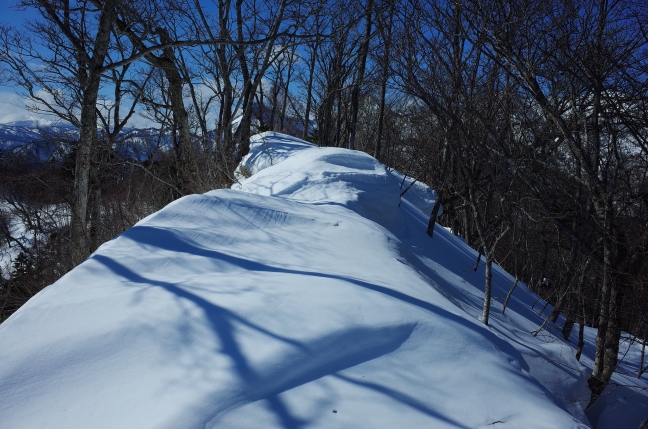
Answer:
[
  {"xmin": 233, "ymin": 0, "xmax": 288, "ymax": 160},
  {"xmin": 574, "ymin": 259, "xmax": 591, "ymax": 360},
  {"xmin": 549, "ymin": 282, "xmax": 570, "ymax": 323},
  {"xmin": 318, "ymin": 94, "xmax": 334, "ymax": 147},
  {"xmin": 481, "ymin": 257, "xmax": 493, "ymax": 325},
  {"xmin": 348, "ymin": 0, "xmax": 373, "ymax": 151},
  {"xmin": 501, "ymin": 278, "xmax": 519, "ymax": 314},
  {"xmin": 280, "ymin": 49, "xmax": 295, "ymax": 132},
  {"xmin": 562, "ymin": 317, "xmax": 575, "ymax": 341},
  {"xmin": 590, "ymin": 218, "xmax": 614, "ymax": 400},
  {"xmin": 427, "ymin": 138, "xmax": 450, "ymax": 238},
  {"xmin": 88, "ymin": 169, "xmax": 102, "ymax": 253},
  {"xmin": 463, "ymin": 207, "xmax": 471, "ymax": 246},
  {"xmin": 593, "ymin": 252, "xmax": 611, "ymax": 375},
  {"xmin": 335, "ymin": 91, "xmax": 344, "ymax": 147},
  {"xmin": 374, "ymin": 0, "xmax": 395, "ymax": 161},
  {"xmin": 68, "ymin": 0, "xmax": 116, "ymax": 265},
  {"xmin": 156, "ymin": 28, "xmax": 198, "ymax": 194},
  {"xmin": 600, "ymin": 281, "xmax": 620, "ymax": 386},
  {"xmin": 256, "ymin": 89, "xmax": 267, "ymax": 129},
  {"xmin": 473, "ymin": 251, "xmax": 482, "ymax": 271},
  {"xmin": 112, "ymin": 15, "xmax": 197, "ymax": 194},
  {"xmin": 71, "ymin": 107, "xmax": 95, "ymax": 264},
  {"xmin": 427, "ymin": 193, "xmax": 443, "ymax": 237},
  {"xmin": 550, "ymin": 231, "xmax": 579, "ymax": 323},
  {"xmin": 639, "ymin": 335, "xmax": 646, "ymax": 379},
  {"xmin": 214, "ymin": 0, "xmax": 235, "ymax": 159},
  {"xmin": 576, "ymin": 322, "xmax": 585, "ymax": 361},
  {"xmin": 302, "ymin": 39, "xmax": 318, "ymax": 140},
  {"xmin": 270, "ymin": 82, "xmax": 280, "ymax": 129}
]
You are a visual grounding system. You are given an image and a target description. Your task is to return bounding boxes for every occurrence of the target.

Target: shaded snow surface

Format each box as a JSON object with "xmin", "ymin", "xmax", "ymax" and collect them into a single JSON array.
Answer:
[{"xmin": 1, "ymin": 131, "xmax": 640, "ymax": 428}]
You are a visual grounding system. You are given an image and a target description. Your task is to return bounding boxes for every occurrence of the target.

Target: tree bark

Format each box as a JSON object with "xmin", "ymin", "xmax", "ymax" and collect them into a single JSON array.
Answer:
[
  {"xmin": 600, "ymin": 281, "xmax": 620, "ymax": 385},
  {"xmin": 348, "ymin": 0, "xmax": 373, "ymax": 151},
  {"xmin": 280, "ymin": 49, "xmax": 295, "ymax": 132},
  {"xmin": 590, "ymin": 214, "xmax": 614, "ymax": 400},
  {"xmin": 427, "ymin": 138, "xmax": 451, "ymax": 238},
  {"xmin": 562, "ymin": 317, "xmax": 575, "ymax": 341},
  {"xmin": 374, "ymin": 0, "xmax": 395, "ymax": 161},
  {"xmin": 639, "ymin": 335, "xmax": 646, "ymax": 379},
  {"xmin": 302, "ymin": 37, "xmax": 318, "ymax": 140},
  {"xmin": 576, "ymin": 322, "xmax": 585, "ymax": 361},
  {"xmin": 481, "ymin": 257, "xmax": 493, "ymax": 325},
  {"xmin": 233, "ymin": 0, "xmax": 287, "ymax": 160},
  {"xmin": 67, "ymin": 0, "xmax": 116, "ymax": 265},
  {"xmin": 501, "ymin": 278, "xmax": 519, "ymax": 314},
  {"xmin": 112, "ymin": 15, "xmax": 197, "ymax": 194}
]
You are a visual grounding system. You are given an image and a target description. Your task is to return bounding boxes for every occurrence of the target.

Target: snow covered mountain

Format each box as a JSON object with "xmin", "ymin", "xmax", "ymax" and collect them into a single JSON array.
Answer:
[
  {"xmin": 0, "ymin": 120, "xmax": 76, "ymax": 160},
  {"xmin": 0, "ymin": 132, "xmax": 645, "ymax": 428},
  {"xmin": 0, "ymin": 121, "xmax": 44, "ymax": 151},
  {"xmin": 0, "ymin": 121, "xmax": 171, "ymax": 162}
]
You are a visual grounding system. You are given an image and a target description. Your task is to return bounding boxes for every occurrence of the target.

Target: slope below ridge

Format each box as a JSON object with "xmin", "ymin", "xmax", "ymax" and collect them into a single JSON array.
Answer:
[{"xmin": 0, "ymin": 133, "xmax": 590, "ymax": 428}]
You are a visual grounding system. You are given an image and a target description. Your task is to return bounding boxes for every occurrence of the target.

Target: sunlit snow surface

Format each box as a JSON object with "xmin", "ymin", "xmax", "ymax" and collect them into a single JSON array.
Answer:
[{"xmin": 0, "ymin": 132, "xmax": 644, "ymax": 428}]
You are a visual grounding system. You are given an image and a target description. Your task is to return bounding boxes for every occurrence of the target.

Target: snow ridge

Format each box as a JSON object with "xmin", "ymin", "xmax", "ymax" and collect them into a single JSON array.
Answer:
[{"xmin": 0, "ymin": 131, "xmax": 620, "ymax": 428}]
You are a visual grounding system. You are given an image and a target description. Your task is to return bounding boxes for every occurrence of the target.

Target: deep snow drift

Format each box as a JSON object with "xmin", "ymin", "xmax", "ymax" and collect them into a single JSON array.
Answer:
[{"xmin": 0, "ymin": 132, "xmax": 645, "ymax": 428}]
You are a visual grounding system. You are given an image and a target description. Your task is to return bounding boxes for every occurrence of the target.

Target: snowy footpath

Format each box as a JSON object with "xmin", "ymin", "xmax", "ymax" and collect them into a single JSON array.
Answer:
[{"xmin": 0, "ymin": 132, "xmax": 645, "ymax": 428}]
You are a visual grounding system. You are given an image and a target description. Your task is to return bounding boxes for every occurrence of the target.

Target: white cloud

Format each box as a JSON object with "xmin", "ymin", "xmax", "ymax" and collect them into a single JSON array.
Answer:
[
  {"xmin": 0, "ymin": 89, "xmax": 223, "ymax": 131},
  {"xmin": 127, "ymin": 111, "xmax": 161, "ymax": 129},
  {"xmin": 0, "ymin": 90, "xmax": 63, "ymax": 125},
  {"xmin": 0, "ymin": 90, "xmax": 159, "ymax": 128},
  {"xmin": 0, "ymin": 91, "xmax": 37, "ymax": 123}
]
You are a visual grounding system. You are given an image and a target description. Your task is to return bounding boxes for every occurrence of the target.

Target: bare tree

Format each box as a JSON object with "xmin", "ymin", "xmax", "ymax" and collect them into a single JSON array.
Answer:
[
  {"xmin": 1, "ymin": 0, "xmax": 118, "ymax": 264},
  {"xmin": 464, "ymin": 0, "xmax": 648, "ymax": 398},
  {"xmin": 347, "ymin": 0, "xmax": 374, "ymax": 150}
]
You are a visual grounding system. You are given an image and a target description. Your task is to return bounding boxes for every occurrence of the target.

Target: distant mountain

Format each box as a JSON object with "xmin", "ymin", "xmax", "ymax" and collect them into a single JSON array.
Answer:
[
  {"xmin": 0, "ymin": 121, "xmax": 172, "ymax": 163},
  {"xmin": 0, "ymin": 121, "xmax": 77, "ymax": 162},
  {"xmin": 0, "ymin": 121, "xmax": 47, "ymax": 151},
  {"xmin": 112, "ymin": 127, "xmax": 174, "ymax": 162},
  {"xmin": 0, "ymin": 107, "xmax": 312, "ymax": 163}
]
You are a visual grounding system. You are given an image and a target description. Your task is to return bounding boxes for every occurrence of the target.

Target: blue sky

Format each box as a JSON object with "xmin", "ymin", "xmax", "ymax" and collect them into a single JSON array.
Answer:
[
  {"xmin": 0, "ymin": 1, "xmax": 42, "ymax": 123},
  {"xmin": 0, "ymin": 2, "xmax": 157, "ymax": 126},
  {"xmin": 0, "ymin": 1, "xmax": 290, "ymax": 126},
  {"xmin": 0, "ymin": 1, "xmax": 216, "ymax": 127},
  {"xmin": 2, "ymin": 0, "xmax": 37, "ymax": 25}
]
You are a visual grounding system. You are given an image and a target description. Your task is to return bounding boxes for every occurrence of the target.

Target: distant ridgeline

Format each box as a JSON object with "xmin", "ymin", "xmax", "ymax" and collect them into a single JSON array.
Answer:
[{"xmin": 0, "ymin": 121, "xmax": 177, "ymax": 163}]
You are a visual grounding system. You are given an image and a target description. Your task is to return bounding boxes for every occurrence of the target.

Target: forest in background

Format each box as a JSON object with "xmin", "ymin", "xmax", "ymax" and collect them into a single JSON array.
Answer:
[{"xmin": 0, "ymin": 0, "xmax": 647, "ymax": 406}]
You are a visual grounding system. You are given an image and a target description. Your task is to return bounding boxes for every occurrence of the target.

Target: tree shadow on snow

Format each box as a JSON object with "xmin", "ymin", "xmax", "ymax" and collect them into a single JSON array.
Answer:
[{"xmin": 90, "ymin": 225, "xmax": 484, "ymax": 428}]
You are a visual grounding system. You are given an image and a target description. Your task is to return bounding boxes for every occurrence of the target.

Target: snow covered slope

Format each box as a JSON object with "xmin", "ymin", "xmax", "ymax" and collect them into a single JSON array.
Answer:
[{"xmin": 0, "ymin": 131, "xmax": 642, "ymax": 428}]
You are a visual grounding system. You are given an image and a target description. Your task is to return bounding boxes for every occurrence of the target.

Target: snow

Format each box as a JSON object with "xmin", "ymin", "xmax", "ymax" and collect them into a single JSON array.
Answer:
[
  {"xmin": 0, "ymin": 131, "xmax": 645, "ymax": 428},
  {"xmin": 573, "ymin": 329, "xmax": 648, "ymax": 428}
]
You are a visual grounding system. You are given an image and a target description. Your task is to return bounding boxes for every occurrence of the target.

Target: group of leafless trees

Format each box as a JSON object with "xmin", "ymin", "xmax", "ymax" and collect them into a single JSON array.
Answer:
[
  {"xmin": 385, "ymin": 0, "xmax": 648, "ymax": 404},
  {"xmin": 1, "ymin": 0, "xmax": 647, "ymax": 408}
]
